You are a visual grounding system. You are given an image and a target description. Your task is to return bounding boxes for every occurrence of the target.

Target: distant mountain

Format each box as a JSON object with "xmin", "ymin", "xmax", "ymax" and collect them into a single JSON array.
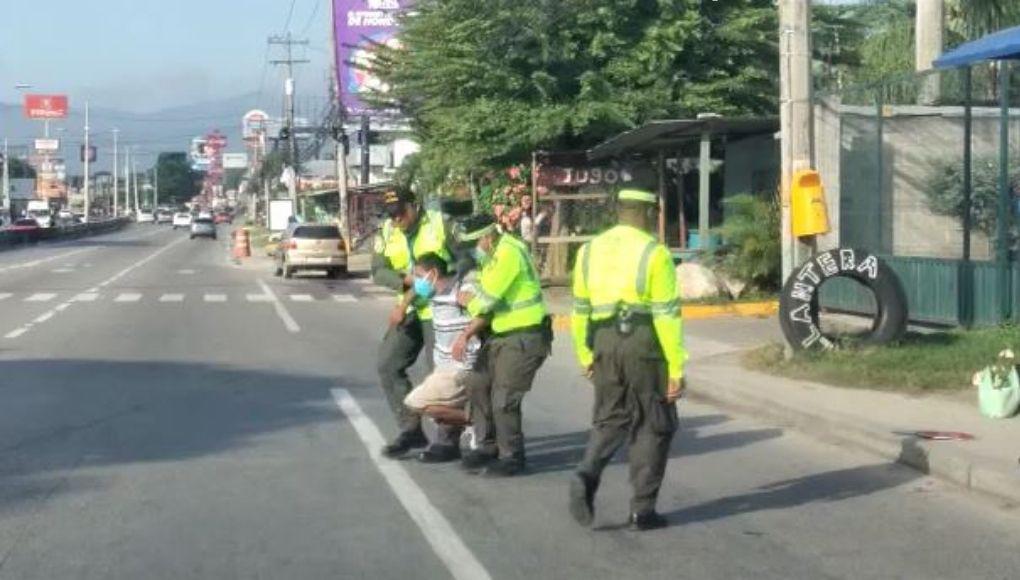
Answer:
[{"xmin": 0, "ymin": 93, "xmax": 273, "ymax": 172}]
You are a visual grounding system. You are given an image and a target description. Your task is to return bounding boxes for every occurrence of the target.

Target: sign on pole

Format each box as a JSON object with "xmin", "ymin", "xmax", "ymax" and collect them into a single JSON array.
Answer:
[
  {"xmin": 34, "ymin": 139, "xmax": 61, "ymax": 152},
  {"xmin": 332, "ymin": 0, "xmax": 407, "ymax": 116},
  {"xmin": 23, "ymin": 95, "xmax": 69, "ymax": 119}
]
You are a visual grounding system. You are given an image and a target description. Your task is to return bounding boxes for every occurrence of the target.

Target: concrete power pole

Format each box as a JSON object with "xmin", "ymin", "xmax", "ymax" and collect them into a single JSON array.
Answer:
[
  {"xmin": 2, "ymin": 139, "xmax": 9, "ymax": 220},
  {"xmin": 779, "ymin": 0, "xmax": 814, "ymax": 282},
  {"xmin": 269, "ymin": 33, "xmax": 310, "ymax": 204},
  {"xmin": 112, "ymin": 129, "xmax": 119, "ymax": 217},
  {"xmin": 83, "ymin": 101, "xmax": 91, "ymax": 222},
  {"xmin": 916, "ymin": 0, "xmax": 944, "ymax": 105},
  {"xmin": 132, "ymin": 149, "xmax": 139, "ymax": 213}
]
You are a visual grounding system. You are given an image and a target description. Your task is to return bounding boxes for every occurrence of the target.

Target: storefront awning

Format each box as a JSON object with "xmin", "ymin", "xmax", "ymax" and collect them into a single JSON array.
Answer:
[
  {"xmin": 935, "ymin": 25, "xmax": 1020, "ymax": 68},
  {"xmin": 587, "ymin": 117, "xmax": 778, "ymax": 161}
]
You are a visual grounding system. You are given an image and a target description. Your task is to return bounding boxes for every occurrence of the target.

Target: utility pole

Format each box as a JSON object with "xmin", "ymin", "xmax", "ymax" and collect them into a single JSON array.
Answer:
[
  {"xmin": 916, "ymin": 0, "xmax": 944, "ymax": 105},
  {"xmin": 360, "ymin": 115, "xmax": 371, "ymax": 186},
  {"xmin": 779, "ymin": 0, "xmax": 814, "ymax": 282},
  {"xmin": 124, "ymin": 146, "xmax": 131, "ymax": 215},
  {"xmin": 83, "ymin": 101, "xmax": 91, "ymax": 222},
  {"xmin": 269, "ymin": 32, "xmax": 310, "ymax": 203},
  {"xmin": 112, "ymin": 129, "xmax": 119, "ymax": 217},
  {"xmin": 132, "ymin": 149, "xmax": 140, "ymax": 213},
  {"xmin": 154, "ymin": 161, "xmax": 159, "ymax": 210},
  {"xmin": 2, "ymin": 139, "xmax": 9, "ymax": 220}
]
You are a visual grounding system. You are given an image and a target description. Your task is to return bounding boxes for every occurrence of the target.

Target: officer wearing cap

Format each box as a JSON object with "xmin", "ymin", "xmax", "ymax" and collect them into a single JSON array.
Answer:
[
  {"xmin": 452, "ymin": 214, "xmax": 550, "ymax": 477},
  {"xmin": 567, "ymin": 188, "xmax": 687, "ymax": 531},
  {"xmin": 373, "ymin": 187, "xmax": 461, "ymax": 461}
]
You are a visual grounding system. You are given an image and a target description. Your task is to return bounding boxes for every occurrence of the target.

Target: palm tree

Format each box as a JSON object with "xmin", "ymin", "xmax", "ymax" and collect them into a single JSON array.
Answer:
[{"xmin": 947, "ymin": 0, "xmax": 1020, "ymax": 40}]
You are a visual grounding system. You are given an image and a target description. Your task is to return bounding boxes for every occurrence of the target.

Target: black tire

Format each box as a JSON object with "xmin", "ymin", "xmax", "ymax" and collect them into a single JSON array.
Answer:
[
  {"xmin": 326, "ymin": 268, "xmax": 339, "ymax": 280},
  {"xmin": 338, "ymin": 264, "xmax": 348, "ymax": 275},
  {"xmin": 283, "ymin": 265, "xmax": 293, "ymax": 279},
  {"xmin": 274, "ymin": 265, "xmax": 283, "ymax": 277},
  {"xmin": 779, "ymin": 248, "xmax": 908, "ymax": 351}
]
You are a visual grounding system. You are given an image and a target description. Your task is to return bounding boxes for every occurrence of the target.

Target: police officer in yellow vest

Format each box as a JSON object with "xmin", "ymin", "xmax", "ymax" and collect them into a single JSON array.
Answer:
[
  {"xmin": 568, "ymin": 189, "xmax": 687, "ymax": 531},
  {"xmin": 373, "ymin": 188, "xmax": 462, "ymax": 461},
  {"xmin": 452, "ymin": 214, "xmax": 550, "ymax": 477}
]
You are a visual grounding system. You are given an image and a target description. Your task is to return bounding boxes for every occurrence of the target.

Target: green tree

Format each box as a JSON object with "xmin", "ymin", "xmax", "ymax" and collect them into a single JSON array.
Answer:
[
  {"xmin": 4, "ymin": 156, "xmax": 36, "ymax": 178},
  {"xmin": 371, "ymin": 0, "xmax": 778, "ymax": 180},
  {"xmin": 155, "ymin": 152, "xmax": 201, "ymax": 206}
]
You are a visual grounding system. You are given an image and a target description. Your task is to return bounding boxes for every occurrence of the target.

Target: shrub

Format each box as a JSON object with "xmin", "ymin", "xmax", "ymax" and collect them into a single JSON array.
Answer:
[{"xmin": 713, "ymin": 194, "xmax": 781, "ymax": 291}]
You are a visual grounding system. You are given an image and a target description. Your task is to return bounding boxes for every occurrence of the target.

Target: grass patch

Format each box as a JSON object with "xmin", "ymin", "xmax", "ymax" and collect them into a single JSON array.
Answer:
[{"xmin": 745, "ymin": 326, "xmax": 1020, "ymax": 393}]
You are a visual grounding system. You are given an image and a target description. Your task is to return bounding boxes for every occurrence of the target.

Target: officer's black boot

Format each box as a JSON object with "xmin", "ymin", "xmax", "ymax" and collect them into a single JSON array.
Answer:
[
  {"xmin": 629, "ymin": 510, "xmax": 668, "ymax": 531},
  {"xmin": 460, "ymin": 449, "xmax": 498, "ymax": 471},
  {"xmin": 381, "ymin": 428, "xmax": 428, "ymax": 458},
  {"xmin": 417, "ymin": 444, "xmax": 461, "ymax": 463},
  {"xmin": 482, "ymin": 453, "xmax": 526, "ymax": 478},
  {"xmin": 568, "ymin": 472, "xmax": 598, "ymax": 527}
]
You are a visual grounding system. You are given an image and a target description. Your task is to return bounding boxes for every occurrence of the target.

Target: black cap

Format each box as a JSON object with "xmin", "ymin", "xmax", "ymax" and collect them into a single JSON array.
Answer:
[{"xmin": 383, "ymin": 188, "xmax": 416, "ymax": 217}]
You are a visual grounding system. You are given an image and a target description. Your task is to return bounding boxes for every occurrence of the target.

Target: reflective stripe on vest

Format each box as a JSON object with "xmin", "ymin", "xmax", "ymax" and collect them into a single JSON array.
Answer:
[{"xmin": 581, "ymin": 226, "xmax": 661, "ymax": 320}]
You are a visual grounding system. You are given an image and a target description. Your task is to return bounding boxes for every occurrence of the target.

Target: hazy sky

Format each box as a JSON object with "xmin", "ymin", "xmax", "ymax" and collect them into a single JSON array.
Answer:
[{"xmin": 1, "ymin": 0, "xmax": 333, "ymax": 113}]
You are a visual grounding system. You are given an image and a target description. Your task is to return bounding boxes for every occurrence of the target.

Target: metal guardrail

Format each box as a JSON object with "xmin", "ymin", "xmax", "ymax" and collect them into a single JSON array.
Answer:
[{"xmin": 0, "ymin": 218, "xmax": 132, "ymax": 249}]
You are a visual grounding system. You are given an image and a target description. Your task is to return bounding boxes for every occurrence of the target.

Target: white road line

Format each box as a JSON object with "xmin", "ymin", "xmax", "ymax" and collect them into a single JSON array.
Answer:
[
  {"xmin": 351, "ymin": 279, "xmax": 371, "ymax": 285},
  {"xmin": 289, "ymin": 294, "xmax": 314, "ymax": 302},
  {"xmin": 178, "ymin": 269, "xmax": 196, "ymax": 275},
  {"xmin": 33, "ymin": 312, "xmax": 54, "ymax": 324},
  {"xmin": 363, "ymin": 286, "xmax": 391, "ymax": 294},
  {"xmin": 160, "ymin": 294, "xmax": 185, "ymax": 303},
  {"xmin": 54, "ymin": 303, "xmax": 70, "ymax": 312},
  {"xmin": 256, "ymin": 279, "xmax": 300, "ymax": 334},
  {"xmin": 114, "ymin": 293, "xmax": 142, "ymax": 303},
  {"xmin": 0, "ymin": 248, "xmax": 91, "ymax": 274},
  {"xmin": 72, "ymin": 293, "xmax": 99, "ymax": 302},
  {"xmin": 332, "ymin": 294, "xmax": 357, "ymax": 303},
  {"xmin": 97, "ymin": 235, "xmax": 188, "ymax": 289},
  {"xmin": 246, "ymin": 294, "xmax": 273, "ymax": 303},
  {"xmin": 331, "ymin": 389, "xmax": 492, "ymax": 580},
  {"xmin": 4, "ymin": 328, "xmax": 28, "ymax": 339},
  {"xmin": 374, "ymin": 295, "xmax": 394, "ymax": 301},
  {"xmin": 25, "ymin": 293, "xmax": 57, "ymax": 302},
  {"xmin": 204, "ymin": 294, "xmax": 227, "ymax": 303},
  {"xmin": 52, "ymin": 268, "xmax": 75, "ymax": 274},
  {"xmin": 0, "ymin": 293, "xmax": 11, "ymax": 301}
]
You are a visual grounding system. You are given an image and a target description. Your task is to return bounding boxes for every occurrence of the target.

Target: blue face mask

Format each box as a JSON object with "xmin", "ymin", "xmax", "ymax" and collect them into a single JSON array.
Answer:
[
  {"xmin": 413, "ymin": 275, "xmax": 436, "ymax": 299},
  {"xmin": 472, "ymin": 246, "xmax": 490, "ymax": 267}
]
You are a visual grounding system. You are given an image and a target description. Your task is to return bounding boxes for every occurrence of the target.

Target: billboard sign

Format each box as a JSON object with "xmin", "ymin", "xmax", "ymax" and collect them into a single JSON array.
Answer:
[
  {"xmin": 332, "ymin": 0, "xmax": 407, "ymax": 115},
  {"xmin": 81, "ymin": 145, "xmax": 97, "ymax": 163},
  {"xmin": 34, "ymin": 138, "xmax": 60, "ymax": 152},
  {"xmin": 24, "ymin": 94, "xmax": 69, "ymax": 119},
  {"xmin": 242, "ymin": 110, "xmax": 269, "ymax": 139},
  {"xmin": 223, "ymin": 153, "xmax": 248, "ymax": 169}
]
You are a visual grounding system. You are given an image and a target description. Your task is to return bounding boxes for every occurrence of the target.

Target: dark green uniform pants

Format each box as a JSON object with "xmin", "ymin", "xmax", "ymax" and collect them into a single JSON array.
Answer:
[
  {"xmin": 577, "ymin": 322, "xmax": 678, "ymax": 513},
  {"xmin": 377, "ymin": 316, "xmax": 461, "ymax": 445},
  {"xmin": 470, "ymin": 330, "xmax": 548, "ymax": 459}
]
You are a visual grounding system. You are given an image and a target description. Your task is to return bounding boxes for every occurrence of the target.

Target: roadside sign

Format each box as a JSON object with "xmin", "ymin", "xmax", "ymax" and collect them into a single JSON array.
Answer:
[
  {"xmin": 223, "ymin": 153, "xmax": 248, "ymax": 169},
  {"xmin": 24, "ymin": 94, "xmax": 69, "ymax": 119},
  {"xmin": 269, "ymin": 199, "xmax": 295, "ymax": 231},
  {"xmin": 80, "ymin": 145, "xmax": 97, "ymax": 163},
  {"xmin": 34, "ymin": 138, "xmax": 60, "ymax": 152}
]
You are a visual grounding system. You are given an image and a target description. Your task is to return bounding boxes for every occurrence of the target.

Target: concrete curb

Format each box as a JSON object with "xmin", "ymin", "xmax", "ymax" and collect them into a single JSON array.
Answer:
[
  {"xmin": 686, "ymin": 366, "xmax": 1020, "ymax": 506},
  {"xmin": 550, "ymin": 300, "xmax": 779, "ymax": 331}
]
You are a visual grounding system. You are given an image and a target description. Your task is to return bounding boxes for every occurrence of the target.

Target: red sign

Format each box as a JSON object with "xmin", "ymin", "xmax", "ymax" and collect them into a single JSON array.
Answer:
[{"xmin": 24, "ymin": 95, "xmax": 69, "ymax": 119}]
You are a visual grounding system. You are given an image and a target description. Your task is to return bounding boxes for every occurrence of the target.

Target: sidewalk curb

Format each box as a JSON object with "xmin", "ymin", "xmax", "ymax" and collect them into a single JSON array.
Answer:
[
  {"xmin": 687, "ymin": 364, "xmax": 1020, "ymax": 506},
  {"xmin": 550, "ymin": 301, "xmax": 779, "ymax": 331}
]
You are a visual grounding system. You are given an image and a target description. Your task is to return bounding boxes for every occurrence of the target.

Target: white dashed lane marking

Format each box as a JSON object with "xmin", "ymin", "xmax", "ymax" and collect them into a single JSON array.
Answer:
[
  {"xmin": 246, "ymin": 294, "xmax": 273, "ymax": 303},
  {"xmin": 333, "ymin": 294, "xmax": 357, "ymax": 303},
  {"xmin": 0, "ymin": 293, "xmax": 11, "ymax": 301},
  {"xmin": 114, "ymin": 293, "xmax": 143, "ymax": 303},
  {"xmin": 204, "ymin": 294, "xmax": 227, "ymax": 303},
  {"xmin": 160, "ymin": 294, "xmax": 185, "ymax": 303},
  {"xmin": 25, "ymin": 293, "xmax": 57, "ymax": 302},
  {"xmin": 289, "ymin": 294, "xmax": 314, "ymax": 302},
  {"xmin": 72, "ymin": 293, "xmax": 99, "ymax": 302}
]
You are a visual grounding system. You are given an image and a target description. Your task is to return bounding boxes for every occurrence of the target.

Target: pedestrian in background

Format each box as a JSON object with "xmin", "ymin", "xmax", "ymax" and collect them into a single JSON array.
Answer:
[
  {"xmin": 568, "ymin": 189, "xmax": 687, "ymax": 531},
  {"xmin": 452, "ymin": 214, "xmax": 551, "ymax": 477},
  {"xmin": 372, "ymin": 188, "xmax": 463, "ymax": 461}
]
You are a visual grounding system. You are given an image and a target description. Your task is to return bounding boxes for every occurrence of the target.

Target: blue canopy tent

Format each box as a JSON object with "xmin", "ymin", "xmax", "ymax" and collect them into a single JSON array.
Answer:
[{"xmin": 934, "ymin": 26, "xmax": 1020, "ymax": 325}]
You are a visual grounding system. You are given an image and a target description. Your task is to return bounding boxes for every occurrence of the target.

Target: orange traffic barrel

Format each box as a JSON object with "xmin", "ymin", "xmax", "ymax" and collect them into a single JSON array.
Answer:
[{"xmin": 232, "ymin": 228, "xmax": 251, "ymax": 258}]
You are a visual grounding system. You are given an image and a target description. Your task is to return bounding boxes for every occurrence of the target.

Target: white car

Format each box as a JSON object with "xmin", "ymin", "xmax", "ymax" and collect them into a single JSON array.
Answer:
[
  {"xmin": 197, "ymin": 210, "xmax": 213, "ymax": 220},
  {"xmin": 137, "ymin": 210, "xmax": 156, "ymax": 224},
  {"xmin": 172, "ymin": 212, "xmax": 193, "ymax": 229}
]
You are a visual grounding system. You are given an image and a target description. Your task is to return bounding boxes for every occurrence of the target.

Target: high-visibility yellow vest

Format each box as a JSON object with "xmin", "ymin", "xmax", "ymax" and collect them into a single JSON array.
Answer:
[
  {"xmin": 379, "ymin": 209, "xmax": 450, "ymax": 320},
  {"xmin": 571, "ymin": 224, "xmax": 687, "ymax": 379},
  {"xmin": 468, "ymin": 234, "xmax": 546, "ymax": 334}
]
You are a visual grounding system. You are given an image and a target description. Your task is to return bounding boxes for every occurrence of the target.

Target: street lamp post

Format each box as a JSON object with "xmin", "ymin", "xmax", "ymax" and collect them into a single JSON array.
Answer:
[
  {"xmin": 112, "ymin": 129, "xmax": 119, "ymax": 217},
  {"xmin": 83, "ymin": 101, "xmax": 91, "ymax": 222}
]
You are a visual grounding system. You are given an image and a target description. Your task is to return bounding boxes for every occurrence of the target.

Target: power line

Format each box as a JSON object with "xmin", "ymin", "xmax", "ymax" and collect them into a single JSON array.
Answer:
[
  {"xmin": 299, "ymin": 0, "xmax": 323, "ymax": 37},
  {"xmin": 283, "ymin": 0, "xmax": 300, "ymax": 32}
]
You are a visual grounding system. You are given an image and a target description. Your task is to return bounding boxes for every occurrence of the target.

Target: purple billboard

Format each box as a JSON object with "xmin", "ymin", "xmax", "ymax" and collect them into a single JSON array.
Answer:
[{"xmin": 332, "ymin": 0, "xmax": 408, "ymax": 116}]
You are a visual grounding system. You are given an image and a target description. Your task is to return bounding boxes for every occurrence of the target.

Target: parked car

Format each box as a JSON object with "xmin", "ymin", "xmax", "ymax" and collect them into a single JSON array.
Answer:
[
  {"xmin": 172, "ymin": 212, "xmax": 193, "ymax": 229},
  {"xmin": 274, "ymin": 224, "xmax": 348, "ymax": 279},
  {"xmin": 5, "ymin": 218, "xmax": 41, "ymax": 232},
  {"xmin": 190, "ymin": 217, "xmax": 217, "ymax": 240},
  {"xmin": 137, "ymin": 210, "xmax": 156, "ymax": 224}
]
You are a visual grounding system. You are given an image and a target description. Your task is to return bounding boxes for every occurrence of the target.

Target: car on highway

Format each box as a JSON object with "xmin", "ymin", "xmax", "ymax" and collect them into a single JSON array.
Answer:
[
  {"xmin": 172, "ymin": 212, "xmax": 193, "ymax": 230},
  {"xmin": 197, "ymin": 210, "xmax": 213, "ymax": 220},
  {"xmin": 274, "ymin": 224, "xmax": 348, "ymax": 279},
  {"xmin": 137, "ymin": 210, "xmax": 156, "ymax": 224},
  {"xmin": 214, "ymin": 211, "xmax": 232, "ymax": 225},
  {"xmin": 156, "ymin": 210, "xmax": 173, "ymax": 224},
  {"xmin": 190, "ymin": 217, "xmax": 217, "ymax": 240},
  {"xmin": 5, "ymin": 218, "xmax": 42, "ymax": 232}
]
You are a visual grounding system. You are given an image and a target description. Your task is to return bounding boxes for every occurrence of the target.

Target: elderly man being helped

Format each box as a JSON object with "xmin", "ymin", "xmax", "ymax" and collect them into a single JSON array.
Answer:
[{"xmin": 401, "ymin": 253, "xmax": 483, "ymax": 453}]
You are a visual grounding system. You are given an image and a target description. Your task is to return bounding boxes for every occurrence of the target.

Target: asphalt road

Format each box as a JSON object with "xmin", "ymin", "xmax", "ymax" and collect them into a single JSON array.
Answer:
[{"xmin": 1, "ymin": 225, "xmax": 1019, "ymax": 579}]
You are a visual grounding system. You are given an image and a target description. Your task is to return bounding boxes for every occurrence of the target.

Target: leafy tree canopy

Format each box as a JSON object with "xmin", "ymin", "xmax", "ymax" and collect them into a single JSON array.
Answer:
[
  {"xmin": 155, "ymin": 152, "xmax": 201, "ymax": 206},
  {"xmin": 371, "ymin": 0, "xmax": 779, "ymax": 185}
]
